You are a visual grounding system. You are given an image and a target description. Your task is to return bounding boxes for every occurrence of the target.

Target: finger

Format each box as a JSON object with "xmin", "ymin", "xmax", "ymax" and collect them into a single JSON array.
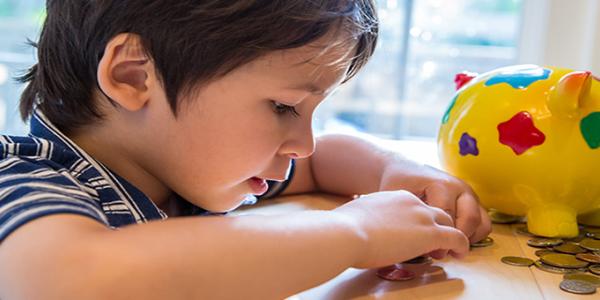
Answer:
[
  {"xmin": 435, "ymin": 225, "xmax": 470, "ymax": 259},
  {"xmin": 428, "ymin": 249, "xmax": 448, "ymax": 260},
  {"xmin": 429, "ymin": 206, "xmax": 455, "ymax": 228},
  {"xmin": 455, "ymin": 192, "xmax": 482, "ymax": 241},
  {"xmin": 424, "ymin": 184, "xmax": 457, "ymax": 221},
  {"xmin": 470, "ymin": 206, "xmax": 492, "ymax": 243}
]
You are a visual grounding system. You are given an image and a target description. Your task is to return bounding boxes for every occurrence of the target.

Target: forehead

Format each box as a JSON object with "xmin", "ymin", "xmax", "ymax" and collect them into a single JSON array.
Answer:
[{"xmin": 243, "ymin": 36, "xmax": 357, "ymax": 93}]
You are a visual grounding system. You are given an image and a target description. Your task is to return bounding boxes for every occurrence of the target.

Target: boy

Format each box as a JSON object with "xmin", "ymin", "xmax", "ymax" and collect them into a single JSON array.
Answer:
[{"xmin": 0, "ymin": 1, "xmax": 491, "ymax": 299}]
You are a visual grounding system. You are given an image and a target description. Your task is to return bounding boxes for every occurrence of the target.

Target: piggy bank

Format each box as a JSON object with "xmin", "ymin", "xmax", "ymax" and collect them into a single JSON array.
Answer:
[{"xmin": 438, "ymin": 64, "xmax": 600, "ymax": 238}]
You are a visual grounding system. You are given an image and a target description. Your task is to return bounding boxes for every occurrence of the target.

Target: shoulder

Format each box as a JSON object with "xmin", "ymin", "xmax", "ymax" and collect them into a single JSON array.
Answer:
[{"xmin": 0, "ymin": 136, "xmax": 108, "ymax": 243}]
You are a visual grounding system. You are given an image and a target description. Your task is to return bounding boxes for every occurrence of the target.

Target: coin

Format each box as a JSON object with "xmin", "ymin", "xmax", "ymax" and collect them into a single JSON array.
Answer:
[
  {"xmin": 553, "ymin": 242, "xmax": 586, "ymax": 254},
  {"xmin": 583, "ymin": 227, "xmax": 600, "ymax": 234},
  {"xmin": 541, "ymin": 253, "xmax": 589, "ymax": 269},
  {"xmin": 564, "ymin": 273, "xmax": 600, "ymax": 288},
  {"xmin": 535, "ymin": 249, "xmax": 555, "ymax": 257},
  {"xmin": 515, "ymin": 225, "xmax": 535, "ymax": 237},
  {"xmin": 471, "ymin": 236, "xmax": 494, "ymax": 248},
  {"xmin": 376, "ymin": 265, "xmax": 415, "ymax": 281},
  {"xmin": 580, "ymin": 238, "xmax": 600, "ymax": 252},
  {"xmin": 564, "ymin": 233, "xmax": 587, "ymax": 243},
  {"xmin": 534, "ymin": 260, "xmax": 586, "ymax": 274},
  {"xmin": 589, "ymin": 264, "xmax": 600, "ymax": 275},
  {"xmin": 559, "ymin": 279, "xmax": 597, "ymax": 295},
  {"xmin": 489, "ymin": 210, "xmax": 523, "ymax": 224},
  {"xmin": 501, "ymin": 256, "xmax": 534, "ymax": 267},
  {"xmin": 527, "ymin": 238, "xmax": 563, "ymax": 248},
  {"xmin": 575, "ymin": 253, "xmax": 600, "ymax": 264},
  {"xmin": 403, "ymin": 256, "xmax": 432, "ymax": 264}
]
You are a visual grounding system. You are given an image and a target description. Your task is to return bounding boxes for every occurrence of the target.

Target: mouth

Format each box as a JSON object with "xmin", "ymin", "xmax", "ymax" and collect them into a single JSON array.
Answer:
[{"xmin": 248, "ymin": 177, "xmax": 269, "ymax": 195}]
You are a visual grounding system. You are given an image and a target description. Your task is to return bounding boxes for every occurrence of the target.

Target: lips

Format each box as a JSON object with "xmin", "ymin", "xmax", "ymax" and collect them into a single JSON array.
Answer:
[{"xmin": 248, "ymin": 177, "xmax": 269, "ymax": 195}]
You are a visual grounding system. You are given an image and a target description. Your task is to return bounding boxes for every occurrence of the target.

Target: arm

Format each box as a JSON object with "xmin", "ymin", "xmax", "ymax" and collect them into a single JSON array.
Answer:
[
  {"xmin": 0, "ymin": 213, "xmax": 361, "ymax": 300},
  {"xmin": 0, "ymin": 190, "xmax": 469, "ymax": 300},
  {"xmin": 282, "ymin": 134, "xmax": 491, "ymax": 243}
]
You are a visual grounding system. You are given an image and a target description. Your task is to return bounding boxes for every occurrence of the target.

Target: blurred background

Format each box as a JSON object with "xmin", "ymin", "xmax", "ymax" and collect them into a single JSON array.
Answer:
[{"xmin": 0, "ymin": 0, "xmax": 599, "ymax": 140}]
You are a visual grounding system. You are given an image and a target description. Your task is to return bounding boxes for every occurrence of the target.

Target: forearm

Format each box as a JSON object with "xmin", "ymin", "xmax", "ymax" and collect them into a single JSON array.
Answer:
[
  {"xmin": 77, "ymin": 211, "xmax": 364, "ymax": 300},
  {"xmin": 309, "ymin": 134, "xmax": 415, "ymax": 196}
]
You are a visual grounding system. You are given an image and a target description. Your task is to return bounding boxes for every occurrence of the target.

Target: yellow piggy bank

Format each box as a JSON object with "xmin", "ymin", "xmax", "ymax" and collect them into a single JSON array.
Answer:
[{"xmin": 438, "ymin": 64, "xmax": 600, "ymax": 238}]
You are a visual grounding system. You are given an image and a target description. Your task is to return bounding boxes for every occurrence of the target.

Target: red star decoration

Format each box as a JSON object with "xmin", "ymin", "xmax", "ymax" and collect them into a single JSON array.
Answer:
[{"xmin": 498, "ymin": 111, "xmax": 546, "ymax": 155}]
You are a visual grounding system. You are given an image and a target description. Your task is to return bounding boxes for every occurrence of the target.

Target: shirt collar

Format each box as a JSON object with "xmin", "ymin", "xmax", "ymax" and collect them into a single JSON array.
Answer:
[{"xmin": 29, "ymin": 110, "xmax": 167, "ymax": 221}]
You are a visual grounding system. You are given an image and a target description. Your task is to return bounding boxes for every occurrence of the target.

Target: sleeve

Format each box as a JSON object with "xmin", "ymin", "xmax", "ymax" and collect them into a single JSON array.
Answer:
[
  {"xmin": 0, "ymin": 157, "xmax": 109, "ymax": 243},
  {"xmin": 257, "ymin": 159, "xmax": 296, "ymax": 200}
]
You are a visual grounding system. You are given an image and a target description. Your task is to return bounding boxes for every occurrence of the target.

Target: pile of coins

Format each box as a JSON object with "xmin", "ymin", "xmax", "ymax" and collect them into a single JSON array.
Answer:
[{"xmin": 490, "ymin": 210, "xmax": 600, "ymax": 295}]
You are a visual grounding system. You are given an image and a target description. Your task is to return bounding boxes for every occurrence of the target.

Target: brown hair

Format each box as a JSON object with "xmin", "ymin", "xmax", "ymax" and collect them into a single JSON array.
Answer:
[{"xmin": 19, "ymin": 0, "xmax": 378, "ymax": 134}]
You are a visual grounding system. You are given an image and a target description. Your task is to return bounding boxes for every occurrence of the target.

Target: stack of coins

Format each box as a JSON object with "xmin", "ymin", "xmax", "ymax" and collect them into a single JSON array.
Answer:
[{"xmin": 492, "ymin": 211, "xmax": 600, "ymax": 295}]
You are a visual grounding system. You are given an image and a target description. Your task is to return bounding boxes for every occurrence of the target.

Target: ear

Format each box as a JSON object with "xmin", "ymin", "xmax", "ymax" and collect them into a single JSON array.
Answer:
[{"xmin": 97, "ymin": 33, "xmax": 155, "ymax": 111}]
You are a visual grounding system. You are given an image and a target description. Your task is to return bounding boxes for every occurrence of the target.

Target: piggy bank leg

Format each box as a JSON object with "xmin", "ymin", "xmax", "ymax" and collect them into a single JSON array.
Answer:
[
  {"xmin": 527, "ymin": 204, "xmax": 578, "ymax": 238},
  {"xmin": 578, "ymin": 209, "xmax": 600, "ymax": 227}
]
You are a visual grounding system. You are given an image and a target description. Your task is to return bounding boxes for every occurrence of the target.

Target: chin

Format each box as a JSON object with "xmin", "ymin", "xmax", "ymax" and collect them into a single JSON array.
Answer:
[{"xmin": 197, "ymin": 194, "xmax": 247, "ymax": 213}]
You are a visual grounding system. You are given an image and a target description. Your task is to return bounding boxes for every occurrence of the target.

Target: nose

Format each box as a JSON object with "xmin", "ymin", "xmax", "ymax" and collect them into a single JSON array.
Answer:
[{"xmin": 280, "ymin": 119, "xmax": 315, "ymax": 159}]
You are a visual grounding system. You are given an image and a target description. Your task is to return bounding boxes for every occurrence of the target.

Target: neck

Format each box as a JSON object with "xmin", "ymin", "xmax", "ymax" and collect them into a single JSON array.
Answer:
[{"xmin": 68, "ymin": 122, "xmax": 172, "ymax": 210}]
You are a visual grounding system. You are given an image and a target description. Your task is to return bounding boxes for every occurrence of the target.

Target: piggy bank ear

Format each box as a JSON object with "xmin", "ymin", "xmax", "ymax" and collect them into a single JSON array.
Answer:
[
  {"xmin": 454, "ymin": 71, "xmax": 478, "ymax": 90},
  {"xmin": 548, "ymin": 71, "xmax": 592, "ymax": 117}
]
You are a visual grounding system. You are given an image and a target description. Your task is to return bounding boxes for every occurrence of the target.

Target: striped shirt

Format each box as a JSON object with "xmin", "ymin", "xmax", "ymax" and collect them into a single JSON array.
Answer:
[{"xmin": 0, "ymin": 111, "xmax": 294, "ymax": 242}]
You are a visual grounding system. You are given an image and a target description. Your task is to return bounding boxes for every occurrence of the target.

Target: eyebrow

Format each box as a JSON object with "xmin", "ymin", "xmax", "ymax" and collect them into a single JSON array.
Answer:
[{"xmin": 287, "ymin": 83, "xmax": 326, "ymax": 95}]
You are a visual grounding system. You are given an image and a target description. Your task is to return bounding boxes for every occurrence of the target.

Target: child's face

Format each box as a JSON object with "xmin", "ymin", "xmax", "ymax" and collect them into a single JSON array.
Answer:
[{"xmin": 145, "ymin": 39, "xmax": 353, "ymax": 212}]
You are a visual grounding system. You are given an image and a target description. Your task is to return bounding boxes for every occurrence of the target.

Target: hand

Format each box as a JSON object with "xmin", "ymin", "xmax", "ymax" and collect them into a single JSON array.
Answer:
[
  {"xmin": 334, "ymin": 190, "xmax": 470, "ymax": 269},
  {"xmin": 378, "ymin": 162, "xmax": 491, "ymax": 244}
]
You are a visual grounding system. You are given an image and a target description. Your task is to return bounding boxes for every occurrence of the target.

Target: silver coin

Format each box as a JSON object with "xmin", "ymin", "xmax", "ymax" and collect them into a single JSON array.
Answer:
[
  {"xmin": 528, "ymin": 238, "xmax": 563, "ymax": 248},
  {"xmin": 563, "ymin": 273, "xmax": 600, "ymax": 288},
  {"xmin": 559, "ymin": 279, "xmax": 597, "ymax": 295}
]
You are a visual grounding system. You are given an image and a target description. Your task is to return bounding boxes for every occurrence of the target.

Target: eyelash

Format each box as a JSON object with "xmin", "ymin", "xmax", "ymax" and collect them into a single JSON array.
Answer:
[{"xmin": 271, "ymin": 101, "xmax": 300, "ymax": 117}]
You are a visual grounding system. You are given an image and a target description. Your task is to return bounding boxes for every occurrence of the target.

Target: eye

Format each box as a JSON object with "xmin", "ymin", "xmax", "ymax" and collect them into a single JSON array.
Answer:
[{"xmin": 271, "ymin": 101, "xmax": 300, "ymax": 117}]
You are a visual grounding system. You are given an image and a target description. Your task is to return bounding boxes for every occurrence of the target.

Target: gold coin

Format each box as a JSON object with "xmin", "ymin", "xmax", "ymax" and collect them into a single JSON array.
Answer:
[
  {"xmin": 583, "ymin": 227, "xmax": 600, "ymax": 234},
  {"xmin": 589, "ymin": 264, "xmax": 600, "ymax": 275},
  {"xmin": 579, "ymin": 238, "xmax": 600, "ymax": 252},
  {"xmin": 515, "ymin": 225, "xmax": 536, "ymax": 237},
  {"xmin": 559, "ymin": 279, "xmax": 597, "ymax": 295},
  {"xmin": 527, "ymin": 238, "xmax": 563, "ymax": 248},
  {"xmin": 534, "ymin": 260, "xmax": 586, "ymax": 274},
  {"xmin": 471, "ymin": 236, "xmax": 494, "ymax": 248},
  {"xmin": 564, "ymin": 273, "xmax": 600, "ymax": 288},
  {"xmin": 564, "ymin": 233, "xmax": 587, "ymax": 243},
  {"xmin": 575, "ymin": 253, "xmax": 600, "ymax": 264},
  {"xmin": 553, "ymin": 242, "xmax": 586, "ymax": 254},
  {"xmin": 535, "ymin": 249, "xmax": 555, "ymax": 257},
  {"xmin": 488, "ymin": 210, "xmax": 523, "ymax": 224},
  {"xmin": 541, "ymin": 253, "xmax": 589, "ymax": 269},
  {"xmin": 501, "ymin": 256, "xmax": 534, "ymax": 267}
]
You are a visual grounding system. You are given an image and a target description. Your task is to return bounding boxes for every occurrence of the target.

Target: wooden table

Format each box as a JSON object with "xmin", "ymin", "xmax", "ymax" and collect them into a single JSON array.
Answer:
[
  {"xmin": 235, "ymin": 193, "xmax": 595, "ymax": 300},
  {"xmin": 233, "ymin": 140, "xmax": 596, "ymax": 299}
]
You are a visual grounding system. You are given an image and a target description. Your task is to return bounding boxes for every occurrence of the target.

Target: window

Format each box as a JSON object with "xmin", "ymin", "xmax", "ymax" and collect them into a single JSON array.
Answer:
[
  {"xmin": 4, "ymin": 0, "xmax": 592, "ymax": 141},
  {"xmin": 315, "ymin": 0, "xmax": 524, "ymax": 139},
  {"xmin": 0, "ymin": 0, "xmax": 44, "ymax": 135}
]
